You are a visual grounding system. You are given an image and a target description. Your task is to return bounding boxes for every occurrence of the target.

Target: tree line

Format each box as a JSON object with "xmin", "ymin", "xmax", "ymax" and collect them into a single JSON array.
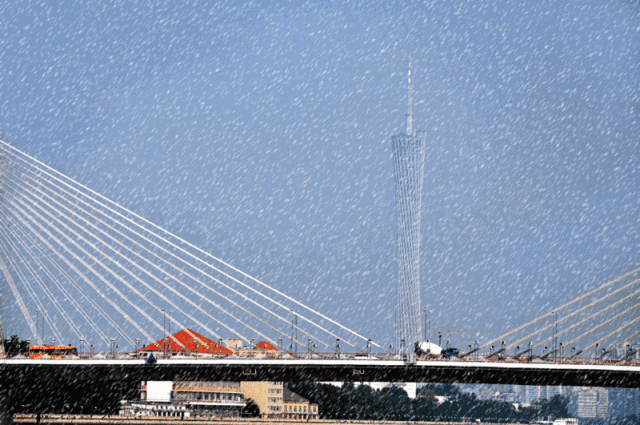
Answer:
[
  {"xmin": 2, "ymin": 335, "xmax": 30, "ymax": 357},
  {"xmin": 286, "ymin": 382, "xmax": 572, "ymax": 423}
]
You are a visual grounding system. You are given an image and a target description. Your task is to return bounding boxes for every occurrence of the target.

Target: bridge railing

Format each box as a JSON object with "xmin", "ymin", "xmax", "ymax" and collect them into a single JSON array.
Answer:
[{"xmin": 14, "ymin": 351, "xmax": 640, "ymax": 366}]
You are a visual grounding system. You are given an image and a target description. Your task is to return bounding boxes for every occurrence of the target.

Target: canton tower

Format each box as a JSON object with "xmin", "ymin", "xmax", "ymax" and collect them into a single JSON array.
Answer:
[{"xmin": 392, "ymin": 61, "xmax": 426, "ymax": 350}]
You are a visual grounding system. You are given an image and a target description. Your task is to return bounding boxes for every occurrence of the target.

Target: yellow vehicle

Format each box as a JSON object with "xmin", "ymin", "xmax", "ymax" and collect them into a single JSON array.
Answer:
[{"xmin": 29, "ymin": 345, "xmax": 78, "ymax": 359}]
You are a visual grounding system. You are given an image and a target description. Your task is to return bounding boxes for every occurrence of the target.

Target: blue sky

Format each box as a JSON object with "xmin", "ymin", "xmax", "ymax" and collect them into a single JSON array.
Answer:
[{"xmin": 1, "ymin": 0, "xmax": 639, "ymax": 349}]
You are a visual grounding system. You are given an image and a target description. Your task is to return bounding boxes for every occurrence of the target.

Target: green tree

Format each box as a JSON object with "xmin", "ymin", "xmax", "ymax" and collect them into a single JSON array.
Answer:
[{"xmin": 242, "ymin": 398, "xmax": 261, "ymax": 417}]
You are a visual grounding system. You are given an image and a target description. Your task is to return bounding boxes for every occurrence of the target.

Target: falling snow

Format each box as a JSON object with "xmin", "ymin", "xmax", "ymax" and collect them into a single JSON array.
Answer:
[{"xmin": 0, "ymin": 0, "xmax": 639, "ymax": 354}]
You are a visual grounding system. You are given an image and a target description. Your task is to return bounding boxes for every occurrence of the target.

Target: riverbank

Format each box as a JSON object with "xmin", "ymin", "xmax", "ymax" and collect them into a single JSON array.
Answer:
[{"xmin": 13, "ymin": 414, "xmax": 515, "ymax": 425}]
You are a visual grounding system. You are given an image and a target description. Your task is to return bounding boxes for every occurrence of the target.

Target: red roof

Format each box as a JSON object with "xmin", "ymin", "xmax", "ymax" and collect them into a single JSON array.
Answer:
[
  {"xmin": 140, "ymin": 329, "xmax": 233, "ymax": 355},
  {"xmin": 256, "ymin": 341, "xmax": 277, "ymax": 351}
]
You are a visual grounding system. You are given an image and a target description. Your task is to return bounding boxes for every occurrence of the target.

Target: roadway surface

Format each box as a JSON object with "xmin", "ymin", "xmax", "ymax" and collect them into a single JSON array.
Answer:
[{"xmin": 1, "ymin": 358, "xmax": 639, "ymax": 388}]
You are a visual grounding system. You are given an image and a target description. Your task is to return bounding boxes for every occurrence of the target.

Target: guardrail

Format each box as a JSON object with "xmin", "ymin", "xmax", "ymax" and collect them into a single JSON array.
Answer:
[{"xmin": 7, "ymin": 351, "xmax": 639, "ymax": 366}]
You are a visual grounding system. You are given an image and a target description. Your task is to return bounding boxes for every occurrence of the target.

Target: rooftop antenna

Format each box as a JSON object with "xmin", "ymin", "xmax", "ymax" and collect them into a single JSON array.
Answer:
[{"xmin": 406, "ymin": 59, "xmax": 413, "ymax": 136}]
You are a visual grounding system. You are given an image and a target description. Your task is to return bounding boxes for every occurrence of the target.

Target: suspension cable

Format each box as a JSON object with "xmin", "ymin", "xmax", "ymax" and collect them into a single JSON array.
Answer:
[
  {"xmin": 0, "ymin": 142, "xmax": 383, "ymax": 351},
  {"xmin": 461, "ymin": 266, "xmax": 640, "ymax": 356},
  {"xmin": 0, "ymin": 157, "xmax": 346, "ymax": 352},
  {"xmin": 1, "ymin": 164, "xmax": 324, "ymax": 350}
]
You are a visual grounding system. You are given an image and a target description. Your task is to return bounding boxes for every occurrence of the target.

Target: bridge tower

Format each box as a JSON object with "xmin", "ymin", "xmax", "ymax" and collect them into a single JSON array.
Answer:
[{"xmin": 391, "ymin": 60, "xmax": 426, "ymax": 350}]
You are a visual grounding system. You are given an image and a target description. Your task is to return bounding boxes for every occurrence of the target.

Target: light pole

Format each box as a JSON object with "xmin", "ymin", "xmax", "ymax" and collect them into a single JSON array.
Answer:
[
  {"xmin": 111, "ymin": 338, "xmax": 115, "ymax": 357},
  {"xmin": 135, "ymin": 338, "xmax": 140, "ymax": 354},
  {"xmin": 553, "ymin": 311, "xmax": 558, "ymax": 363},
  {"xmin": 80, "ymin": 338, "xmax": 84, "ymax": 357},
  {"xmin": 423, "ymin": 309, "xmax": 426, "ymax": 341},
  {"xmin": 161, "ymin": 309, "xmax": 166, "ymax": 358}
]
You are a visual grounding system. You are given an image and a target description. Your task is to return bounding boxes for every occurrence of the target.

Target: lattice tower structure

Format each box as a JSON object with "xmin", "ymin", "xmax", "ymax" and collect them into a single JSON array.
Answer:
[
  {"xmin": 392, "ymin": 60, "xmax": 426, "ymax": 350},
  {"xmin": 392, "ymin": 130, "xmax": 426, "ymax": 349}
]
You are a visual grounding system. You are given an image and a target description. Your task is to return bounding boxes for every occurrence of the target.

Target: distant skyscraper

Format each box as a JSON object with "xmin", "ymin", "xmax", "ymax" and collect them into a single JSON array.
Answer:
[{"xmin": 392, "ymin": 61, "xmax": 426, "ymax": 348}]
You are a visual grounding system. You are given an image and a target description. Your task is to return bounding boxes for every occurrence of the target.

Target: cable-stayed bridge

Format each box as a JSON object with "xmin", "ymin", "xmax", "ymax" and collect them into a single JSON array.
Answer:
[{"xmin": 0, "ymin": 140, "xmax": 639, "ymax": 390}]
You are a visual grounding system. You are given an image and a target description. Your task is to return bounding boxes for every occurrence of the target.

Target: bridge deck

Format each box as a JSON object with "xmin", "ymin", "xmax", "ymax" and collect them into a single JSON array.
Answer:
[{"xmin": 2, "ymin": 359, "xmax": 639, "ymax": 388}]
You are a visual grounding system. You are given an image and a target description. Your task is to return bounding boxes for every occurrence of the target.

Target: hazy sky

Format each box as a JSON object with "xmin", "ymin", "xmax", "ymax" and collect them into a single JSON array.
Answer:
[{"xmin": 1, "ymin": 0, "xmax": 639, "ymax": 349}]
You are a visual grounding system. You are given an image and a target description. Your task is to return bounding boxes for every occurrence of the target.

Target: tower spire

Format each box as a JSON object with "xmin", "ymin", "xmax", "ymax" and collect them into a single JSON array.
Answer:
[{"xmin": 406, "ymin": 59, "xmax": 413, "ymax": 136}]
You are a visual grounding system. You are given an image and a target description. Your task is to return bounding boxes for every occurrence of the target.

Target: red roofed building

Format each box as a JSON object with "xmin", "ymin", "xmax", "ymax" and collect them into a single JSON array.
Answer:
[
  {"xmin": 255, "ymin": 341, "xmax": 277, "ymax": 351},
  {"xmin": 139, "ymin": 329, "xmax": 233, "ymax": 356}
]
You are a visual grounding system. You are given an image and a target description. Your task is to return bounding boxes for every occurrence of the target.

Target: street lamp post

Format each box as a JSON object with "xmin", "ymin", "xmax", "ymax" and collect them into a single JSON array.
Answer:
[
  {"xmin": 161, "ymin": 309, "xmax": 166, "ymax": 359},
  {"xmin": 80, "ymin": 338, "xmax": 84, "ymax": 357},
  {"xmin": 423, "ymin": 309, "xmax": 426, "ymax": 341}
]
